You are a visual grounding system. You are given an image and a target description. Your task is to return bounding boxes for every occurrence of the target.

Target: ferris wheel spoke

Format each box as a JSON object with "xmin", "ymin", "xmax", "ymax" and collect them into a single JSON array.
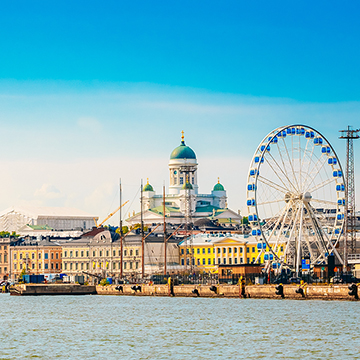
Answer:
[
  {"xmin": 305, "ymin": 204, "xmax": 344, "ymax": 265},
  {"xmin": 272, "ymin": 204, "xmax": 291, "ymax": 254},
  {"xmin": 281, "ymin": 137, "xmax": 300, "ymax": 192},
  {"xmin": 310, "ymin": 198, "xmax": 338, "ymax": 206},
  {"xmin": 302, "ymin": 153, "xmax": 327, "ymax": 191},
  {"xmin": 257, "ymin": 175, "xmax": 289, "ymax": 194},
  {"xmin": 283, "ymin": 204, "xmax": 301, "ymax": 264},
  {"xmin": 258, "ymin": 198, "xmax": 285, "ymax": 206},
  {"xmin": 307, "ymin": 177, "xmax": 336, "ymax": 194},
  {"xmin": 265, "ymin": 153, "xmax": 297, "ymax": 193}
]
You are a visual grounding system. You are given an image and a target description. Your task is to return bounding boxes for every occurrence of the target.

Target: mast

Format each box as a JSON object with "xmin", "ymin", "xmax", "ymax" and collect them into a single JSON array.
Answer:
[
  {"xmin": 163, "ymin": 183, "xmax": 167, "ymax": 275},
  {"xmin": 120, "ymin": 179, "xmax": 123, "ymax": 278},
  {"xmin": 141, "ymin": 179, "xmax": 145, "ymax": 278}
]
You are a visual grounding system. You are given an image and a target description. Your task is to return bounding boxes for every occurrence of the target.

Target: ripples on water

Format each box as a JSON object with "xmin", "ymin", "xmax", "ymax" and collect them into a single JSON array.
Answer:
[{"xmin": 0, "ymin": 294, "xmax": 359, "ymax": 359}]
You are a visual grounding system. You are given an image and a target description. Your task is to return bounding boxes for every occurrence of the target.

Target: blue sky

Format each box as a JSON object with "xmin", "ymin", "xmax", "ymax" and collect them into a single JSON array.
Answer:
[{"xmin": 0, "ymin": 1, "xmax": 359, "ymax": 222}]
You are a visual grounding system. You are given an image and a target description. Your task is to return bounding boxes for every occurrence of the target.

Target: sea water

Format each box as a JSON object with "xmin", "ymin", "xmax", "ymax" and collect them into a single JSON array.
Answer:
[{"xmin": 0, "ymin": 294, "xmax": 359, "ymax": 359}]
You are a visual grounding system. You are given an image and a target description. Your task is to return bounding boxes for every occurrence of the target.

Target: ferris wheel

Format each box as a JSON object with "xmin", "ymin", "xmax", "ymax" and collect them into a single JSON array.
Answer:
[{"xmin": 246, "ymin": 125, "xmax": 345, "ymax": 275}]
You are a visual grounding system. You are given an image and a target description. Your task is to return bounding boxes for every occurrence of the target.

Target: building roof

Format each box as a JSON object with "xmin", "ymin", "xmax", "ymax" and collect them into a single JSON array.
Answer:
[
  {"xmin": 213, "ymin": 178, "xmax": 225, "ymax": 191},
  {"xmin": 0, "ymin": 206, "xmax": 97, "ymax": 219},
  {"xmin": 143, "ymin": 179, "xmax": 154, "ymax": 192}
]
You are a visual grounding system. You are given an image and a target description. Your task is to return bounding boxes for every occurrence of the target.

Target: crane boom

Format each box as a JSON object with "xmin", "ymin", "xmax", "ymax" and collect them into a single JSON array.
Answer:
[{"xmin": 97, "ymin": 200, "xmax": 129, "ymax": 228}]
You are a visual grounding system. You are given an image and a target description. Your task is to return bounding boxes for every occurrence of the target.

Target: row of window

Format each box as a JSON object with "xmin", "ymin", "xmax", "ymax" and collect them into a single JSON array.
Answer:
[
  {"xmin": 63, "ymin": 261, "xmax": 139, "ymax": 271},
  {"xmin": 64, "ymin": 249, "xmax": 140, "ymax": 258},
  {"xmin": 13, "ymin": 263, "xmax": 60, "ymax": 270},
  {"xmin": 181, "ymin": 246, "xmax": 284, "ymax": 255},
  {"xmin": 13, "ymin": 252, "xmax": 59, "ymax": 260},
  {"xmin": 0, "ymin": 254, "xmax": 8, "ymax": 263},
  {"xmin": 0, "ymin": 245, "xmax": 8, "ymax": 250},
  {"xmin": 0, "ymin": 267, "xmax": 7, "ymax": 273},
  {"xmin": 181, "ymin": 257, "xmax": 256, "ymax": 266}
]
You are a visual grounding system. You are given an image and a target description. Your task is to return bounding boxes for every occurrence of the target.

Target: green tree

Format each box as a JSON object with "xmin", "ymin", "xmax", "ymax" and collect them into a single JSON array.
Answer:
[{"xmin": 242, "ymin": 216, "xmax": 249, "ymax": 225}]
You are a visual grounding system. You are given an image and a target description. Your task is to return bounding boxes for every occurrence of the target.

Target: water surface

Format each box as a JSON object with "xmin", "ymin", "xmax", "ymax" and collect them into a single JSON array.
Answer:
[{"xmin": 0, "ymin": 294, "xmax": 359, "ymax": 359}]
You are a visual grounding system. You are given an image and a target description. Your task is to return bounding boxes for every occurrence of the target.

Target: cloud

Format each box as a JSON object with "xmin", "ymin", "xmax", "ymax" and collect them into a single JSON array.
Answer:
[{"xmin": 34, "ymin": 184, "xmax": 63, "ymax": 200}]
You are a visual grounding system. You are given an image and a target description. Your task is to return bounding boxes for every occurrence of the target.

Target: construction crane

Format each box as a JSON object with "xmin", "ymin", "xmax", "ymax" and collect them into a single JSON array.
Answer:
[{"xmin": 94, "ymin": 200, "xmax": 129, "ymax": 228}]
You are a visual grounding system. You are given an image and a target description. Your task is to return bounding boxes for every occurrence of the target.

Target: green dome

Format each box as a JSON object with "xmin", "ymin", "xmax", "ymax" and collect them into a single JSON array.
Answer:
[
  {"xmin": 182, "ymin": 182, "xmax": 193, "ymax": 190},
  {"xmin": 213, "ymin": 178, "xmax": 225, "ymax": 191},
  {"xmin": 170, "ymin": 132, "xmax": 196, "ymax": 159},
  {"xmin": 143, "ymin": 179, "xmax": 154, "ymax": 192}
]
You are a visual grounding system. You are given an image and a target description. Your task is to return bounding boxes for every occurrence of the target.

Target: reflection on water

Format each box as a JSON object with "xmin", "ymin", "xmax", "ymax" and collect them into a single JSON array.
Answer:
[{"xmin": 0, "ymin": 294, "xmax": 359, "ymax": 359}]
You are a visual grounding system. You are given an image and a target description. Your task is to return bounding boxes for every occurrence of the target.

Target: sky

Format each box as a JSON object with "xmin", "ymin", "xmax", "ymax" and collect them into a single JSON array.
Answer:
[{"xmin": 0, "ymin": 1, "xmax": 359, "ymax": 224}]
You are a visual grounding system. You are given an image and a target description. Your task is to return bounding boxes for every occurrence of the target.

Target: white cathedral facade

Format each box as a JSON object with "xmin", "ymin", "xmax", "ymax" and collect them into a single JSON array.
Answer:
[{"xmin": 126, "ymin": 132, "xmax": 241, "ymax": 227}]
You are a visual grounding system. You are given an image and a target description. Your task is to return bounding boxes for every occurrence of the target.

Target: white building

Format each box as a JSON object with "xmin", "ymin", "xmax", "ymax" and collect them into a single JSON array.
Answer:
[
  {"xmin": 0, "ymin": 206, "xmax": 98, "ymax": 233},
  {"xmin": 126, "ymin": 132, "xmax": 241, "ymax": 226}
]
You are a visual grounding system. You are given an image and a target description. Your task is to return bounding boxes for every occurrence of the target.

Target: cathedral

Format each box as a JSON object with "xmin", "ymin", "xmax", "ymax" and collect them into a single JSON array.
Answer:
[{"xmin": 126, "ymin": 132, "xmax": 242, "ymax": 227}]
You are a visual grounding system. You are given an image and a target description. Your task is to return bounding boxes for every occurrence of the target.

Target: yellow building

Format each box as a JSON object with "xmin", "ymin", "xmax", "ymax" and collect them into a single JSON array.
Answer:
[{"xmin": 179, "ymin": 233, "xmax": 286, "ymax": 272}]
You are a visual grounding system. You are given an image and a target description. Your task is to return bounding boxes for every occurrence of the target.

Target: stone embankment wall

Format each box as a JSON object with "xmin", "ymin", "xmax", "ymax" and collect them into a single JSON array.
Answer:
[
  {"xmin": 10, "ymin": 284, "xmax": 97, "ymax": 296},
  {"xmin": 96, "ymin": 284, "xmax": 358, "ymax": 301}
]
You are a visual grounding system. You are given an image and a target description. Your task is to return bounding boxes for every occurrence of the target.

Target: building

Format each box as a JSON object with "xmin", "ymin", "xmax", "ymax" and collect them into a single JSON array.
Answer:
[
  {"xmin": 179, "ymin": 233, "xmax": 286, "ymax": 272},
  {"xmin": 0, "ymin": 238, "xmax": 10, "ymax": 280},
  {"xmin": 126, "ymin": 132, "xmax": 242, "ymax": 226},
  {"xmin": 10, "ymin": 239, "xmax": 62, "ymax": 280},
  {"xmin": 0, "ymin": 206, "xmax": 98, "ymax": 233},
  {"xmin": 61, "ymin": 228, "xmax": 181, "ymax": 278}
]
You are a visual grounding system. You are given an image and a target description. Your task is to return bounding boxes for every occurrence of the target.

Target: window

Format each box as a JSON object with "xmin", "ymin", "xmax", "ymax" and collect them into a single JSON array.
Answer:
[
  {"xmin": 4, "ymin": 267, "xmax": 6, "ymax": 273},
  {"xmin": 208, "ymin": 248, "xmax": 211, "ymax": 254},
  {"xmin": 130, "ymin": 250, "xmax": 133, "ymax": 256},
  {"xmin": 75, "ymin": 251, "xmax": 78, "ymax": 257},
  {"xmin": 20, "ymin": 254, "xmax": 22, "ymax": 260},
  {"xmin": 51, "ymin": 263, "xmax": 54, "ymax": 270},
  {"xmin": 240, "ymin": 247, "xmax": 243, "ymax": 254},
  {"xmin": 192, "ymin": 177, "xmax": 194, "ymax": 185},
  {"xmin": 252, "ymin": 247, "xmax": 255, "ymax": 253},
  {"xmin": 32, "ymin": 253, "xmax": 35, "ymax": 259},
  {"xmin": 252, "ymin": 257, "xmax": 255, "ymax": 263},
  {"xmin": 197, "ymin": 259, "xmax": 200, "ymax": 265},
  {"xmin": 14, "ymin": 253, "xmax": 17, "ymax": 260},
  {"xmin": 280, "ymin": 246, "xmax": 284, "ymax": 252},
  {"xmin": 186, "ymin": 249, "xmax": 189, "ymax": 255},
  {"xmin": 192, "ymin": 258, "xmax": 195, "ymax": 266},
  {"xmin": 202, "ymin": 248, "xmax": 205, "ymax": 254},
  {"xmin": 202, "ymin": 258, "xmax": 205, "ymax": 265},
  {"xmin": 64, "ymin": 251, "xmax": 67, "ymax": 258},
  {"xmin": 181, "ymin": 249, "xmax": 184, "ymax": 255},
  {"xmin": 247, "ymin": 258, "xmax": 250, "ymax": 264},
  {"xmin": 229, "ymin": 258, "xmax": 232, "ymax": 265},
  {"xmin": 247, "ymin": 248, "xmax": 249, "ymax": 253},
  {"xmin": 81, "ymin": 251, "xmax": 84, "ymax": 257},
  {"xmin": 70, "ymin": 251, "xmax": 73, "ymax": 258},
  {"xmin": 106, "ymin": 251, "xmax": 109, "ymax": 257},
  {"xmin": 86, "ymin": 263, "xmax": 89, "ymax": 270},
  {"xmin": 0, "ymin": 254, "xmax": 2, "ymax": 263},
  {"xmin": 186, "ymin": 258, "xmax": 189, "ymax": 266},
  {"xmin": 70, "ymin": 263, "xmax": 72, "ymax": 270},
  {"xmin": 64, "ymin": 263, "xmax": 67, "ymax": 270},
  {"xmin": 234, "ymin": 248, "xmax": 237, "ymax": 254},
  {"xmin": 136, "ymin": 262, "xmax": 139, "ymax": 269},
  {"xmin": 136, "ymin": 250, "xmax": 139, "ymax": 256},
  {"xmin": 223, "ymin": 258, "xmax": 226, "ymax": 265},
  {"xmin": 124, "ymin": 262, "xmax": 127, "ymax": 269},
  {"xmin": 218, "ymin": 258, "xmax": 220, "ymax": 264},
  {"xmin": 0, "ymin": 267, "xmax": 2, "ymax": 273},
  {"xmin": 130, "ymin": 262, "xmax": 133, "ymax": 269},
  {"xmin": 56, "ymin": 263, "xmax": 58, "ymax": 269},
  {"xmin": 32, "ymin": 263, "xmax": 35, "ymax": 269},
  {"xmin": 118, "ymin": 250, "xmax": 120, "ymax": 256},
  {"xmin": 113, "ymin": 250, "xmax": 116, "ymax": 256},
  {"xmin": 99, "ymin": 251, "xmax": 102, "ymax": 257},
  {"xmin": 87, "ymin": 251, "xmax": 89, "ymax": 257},
  {"xmin": 45, "ymin": 253, "xmax": 49, "ymax": 260},
  {"xmin": 229, "ymin": 248, "xmax": 232, "ymax": 253},
  {"xmin": 45, "ymin": 264, "xmax": 48, "ymax": 269},
  {"xmin": 197, "ymin": 248, "xmax": 200, "ymax": 254},
  {"xmin": 51, "ymin": 253, "xmax": 54, "ymax": 260},
  {"xmin": 113, "ymin": 263, "xmax": 116, "ymax": 270},
  {"xmin": 14, "ymin": 264, "xmax": 16, "ymax": 270},
  {"xmin": 240, "ymin": 258, "xmax": 243, "ymax": 264},
  {"xmin": 56, "ymin": 253, "xmax": 58, "ymax": 259},
  {"xmin": 217, "ymin": 248, "xmax": 220, "ymax": 254},
  {"xmin": 75, "ymin": 263, "xmax": 78, "ymax": 270},
  {"xmin": 39, "ymin": 253, "xmax": 41, "ymax": 259},
  {"xmin": 93, "ymin": 251, "xmax": 96, "ymax": 257},
  {"xmin": 124, "ymin": 250, "xmax": 127, "ymax": 256},
  {"xmin": 39, "ymin": 263, "xmax": 42, "ymax": 269},
  {"xmin": 180, "ymin": 177, "xmax": 184, "ymax": 185},
  {"xmin": 234, "ymin": 258, "xmax": 238, "ymax": 264},
  {"xmin": 4, "ymin": 255, "xmax": 6, "ymax": 263},
  {"xmin": 208, "ymin": 258, "xmax": 211, "ymax": 265}
]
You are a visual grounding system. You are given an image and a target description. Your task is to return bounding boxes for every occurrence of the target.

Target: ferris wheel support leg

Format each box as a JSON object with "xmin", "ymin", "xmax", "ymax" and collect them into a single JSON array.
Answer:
[{"xmin": 296, "ymin": 204, "xmax": 304, "ymax": 278}]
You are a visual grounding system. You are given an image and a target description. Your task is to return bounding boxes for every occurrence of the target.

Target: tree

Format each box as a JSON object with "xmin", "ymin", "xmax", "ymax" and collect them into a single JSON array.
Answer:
[{"xmin": 242, "ymin": 216, "xmax": 249, "ymax": 225}]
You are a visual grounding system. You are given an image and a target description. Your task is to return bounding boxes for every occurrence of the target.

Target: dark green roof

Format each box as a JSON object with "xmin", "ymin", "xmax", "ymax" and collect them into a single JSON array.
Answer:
[
  {"xmin": 170, "ymin": 140, "xmax": 196, "ymax": 160},
  {"xmin": 143, "ymin": 184, "xmax": 154, "ymax": 192},
  {"xmin": 149, "ymin": 206, "xmax": 181, "ymax": 215},
  {"xmin": 195, "ymin": 205, "xmax": 220, "ymax": 213},
  {"xmin": 213, "ymin": 183, "xmax": 225, "ymax": 191}
]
